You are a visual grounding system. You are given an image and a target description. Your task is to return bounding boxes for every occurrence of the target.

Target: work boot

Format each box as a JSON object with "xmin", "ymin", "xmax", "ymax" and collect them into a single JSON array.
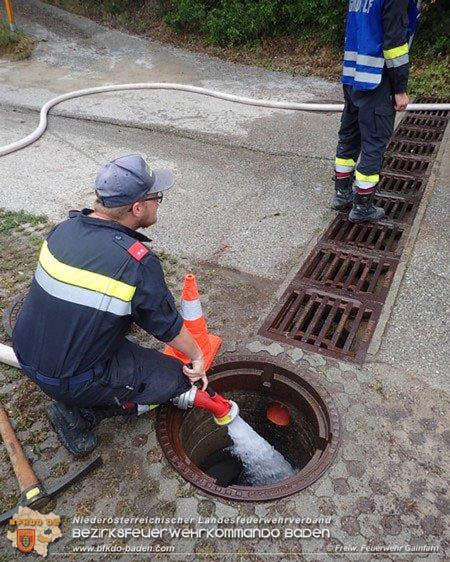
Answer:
[
  {"xmin": 331, "ymin": 173, "xmax": 354, "ymax": 211},
  {"xmin": 79, "ymin": 403, "xmax": 137, "ymax": 429},
  {"xmin": 348, "ymin": 192, "xmax": 385, "ymax": 223},
  {"xmin": 47, "ymin": 402, "xmax": 97, "ymax": 458}
]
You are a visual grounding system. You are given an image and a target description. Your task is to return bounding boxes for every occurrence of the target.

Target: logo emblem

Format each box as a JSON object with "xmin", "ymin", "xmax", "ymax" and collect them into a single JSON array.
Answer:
[{"xmin": 17, "ymin": 529, "xmax": 35, "ymax": 553}]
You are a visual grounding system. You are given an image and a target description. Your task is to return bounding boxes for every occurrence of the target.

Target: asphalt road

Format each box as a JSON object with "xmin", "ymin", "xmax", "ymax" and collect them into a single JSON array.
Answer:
[{"xmin": 0, "ymin": 106, "xmax": 334, "ymax": 280}]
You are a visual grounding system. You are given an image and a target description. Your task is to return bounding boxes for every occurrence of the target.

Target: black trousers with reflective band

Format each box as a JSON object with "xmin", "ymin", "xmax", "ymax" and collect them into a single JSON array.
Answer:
[
  {"xmin": 336, "ymin": 71, "xmax": 396, "ymax": 177},
  {"xmin": 23, "ymin": 339, "xmax": 192, "ymax": 408}
]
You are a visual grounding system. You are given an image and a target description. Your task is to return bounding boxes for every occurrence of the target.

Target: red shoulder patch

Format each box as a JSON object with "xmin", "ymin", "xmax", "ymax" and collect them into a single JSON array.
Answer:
[{"xmin": 128, "ymin": 241, "xmax": 149, "ymax": 261}]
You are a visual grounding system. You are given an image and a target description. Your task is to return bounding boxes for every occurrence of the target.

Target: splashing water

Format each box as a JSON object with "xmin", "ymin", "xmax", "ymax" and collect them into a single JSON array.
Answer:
[{"xmin": 227, "ymin": 415, "xmax": 295, "ymax": 486}]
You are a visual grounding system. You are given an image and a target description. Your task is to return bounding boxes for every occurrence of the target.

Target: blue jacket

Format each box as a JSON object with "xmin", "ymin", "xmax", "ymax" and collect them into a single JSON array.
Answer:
[
  {"xmin": 13, "ymin": 210, "xmax": 182, "ymax": 378},
  {"xmin": 342, "ymin": 0, "xmax": 420, "ymax": 91}
]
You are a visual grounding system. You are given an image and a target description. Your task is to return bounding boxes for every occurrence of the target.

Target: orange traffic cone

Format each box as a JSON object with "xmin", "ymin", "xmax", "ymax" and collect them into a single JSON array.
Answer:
[{"xmin": 164, "ymin": 273, "xmax": 222, "ymax": 371}]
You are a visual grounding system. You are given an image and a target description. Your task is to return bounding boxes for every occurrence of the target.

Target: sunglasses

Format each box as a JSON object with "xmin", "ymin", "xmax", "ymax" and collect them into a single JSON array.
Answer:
[
  {"xmin": 144, "ymin": 192, "xmax": 164, "ymax": 204},
  {"xmin": 128, "ymin": 192, "xmax": 163, "ymax": 212}
]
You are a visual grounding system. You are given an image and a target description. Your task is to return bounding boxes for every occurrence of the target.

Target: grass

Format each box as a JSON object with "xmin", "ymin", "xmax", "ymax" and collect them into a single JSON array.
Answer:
[
  {"xmin": 0, "ymin": 208, "xmax": 51, "ymax": 485},
  {"xmin": 410, "ymin": 57, "xmax": 450, "ymax": 98},
  {"xmin": 5, "ymin": 367, "xmax": 21, "ymax": 382},
  {"xmin": 0, "ymin": 208, "xmax": 50, "ymax": 348},
  {"xmin": 52, "ymin": 460, "xmax": 70, "ymax": 477},
  {"xmin": 0, "ymin": 19, "xmax": 35, "ymax": 60},
  {"xmin": 0, "ymin": 208, "xmax": 48, "ymax": 234}
]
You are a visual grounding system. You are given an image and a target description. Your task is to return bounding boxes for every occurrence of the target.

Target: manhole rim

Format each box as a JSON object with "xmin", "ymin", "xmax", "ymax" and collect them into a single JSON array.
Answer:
[
  {"xmin": 156, "ymin": 355, "xmax": 340, "ymax": 502},
  {"xmin": 2, "ymin": 292, "xmax": 27, "ymax": 338}
]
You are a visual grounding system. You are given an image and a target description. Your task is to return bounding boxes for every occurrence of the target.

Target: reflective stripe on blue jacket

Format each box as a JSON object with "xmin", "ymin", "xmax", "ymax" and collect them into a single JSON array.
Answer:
[{"xmin": 342, "ymin": 0, "xmax": 420, "ymax": 91}]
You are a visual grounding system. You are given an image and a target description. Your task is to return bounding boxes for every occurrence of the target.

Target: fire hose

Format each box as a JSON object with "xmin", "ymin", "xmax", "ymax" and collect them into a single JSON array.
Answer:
[
  {"xmin": 1, "ymin": 82, "xmax": 449, "ymax": 157},
  {"xmin": 0, "ymin": 342, "xmax": 239, "ymax": 425}
]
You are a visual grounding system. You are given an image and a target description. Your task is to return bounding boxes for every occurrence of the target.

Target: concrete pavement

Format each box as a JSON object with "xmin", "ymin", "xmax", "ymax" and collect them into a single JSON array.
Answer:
[
  {"xmin": 0, "ymin": 106, "xmax": 334, "ymax": 279},
  {"xmin": 1, "ymin": 0, "xmax": 342, "ymax": 159},
  {"xmin": 0, "ymin": 0, "xmax": 344, "ymax": 280}
]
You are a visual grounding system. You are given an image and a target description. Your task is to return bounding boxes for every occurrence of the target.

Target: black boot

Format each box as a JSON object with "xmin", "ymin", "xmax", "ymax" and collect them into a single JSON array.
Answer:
[
  {"xmin": 331, "ymin": 173, "xmax": 354, "ymax": 211},
  {"xmin": 47, "ymin": 402, "xmax": 97, "ymax": 458},
  {"xmin": 79, "ymin": 404, "xmax": 137, "ymax": 429},
  {"xmin": 349, "ymin": 192, "xmax": 385, "ymax": 223}
]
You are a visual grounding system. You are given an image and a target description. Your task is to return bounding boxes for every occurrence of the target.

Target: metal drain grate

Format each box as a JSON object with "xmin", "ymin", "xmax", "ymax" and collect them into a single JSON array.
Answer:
[
  {"xmin": 296, "ymin": 245, "xmax": 397, "ymax": 302},
  {"xmin": 322, "ymin": 216, "xmax": 407, "ymax": 256},
  {"xmin": 378, "ymin": 173, "xmax": 424, "ymax": 196},
  {"xmin": 262, "ymin": 287, "xmax": 381, "ymax": 363},
  {"xmin": 386, "ymin": 139, "xmax": 436, "ymax": 157},
  {"xmin": 394, "ymin": 125, "xmax": 444, "ymax": 143},
  {"xmin": 412, "ymin": 109, "xmax": 448, "ymax": 117},
  {"xmin": 413, "ymin": 95, "xmax": 449, "ymax": 106},
  {"xmin": 259, "ymin": 98, "xmax": 448, "ymax": 363},
  {"xmin": 372, "ymin": 194, "xmax": 418, "ymax": 224},
  {"xmin": 383, "ymin": 154, "xmax": 430, "ymax": 175},
  {"xmin": 401, "ymin": 114, "xmax": 448, "ymax": 129}
]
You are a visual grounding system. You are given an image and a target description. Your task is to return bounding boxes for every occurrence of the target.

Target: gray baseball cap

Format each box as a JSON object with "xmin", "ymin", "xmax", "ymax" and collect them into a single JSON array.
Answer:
[{"xmin": 95, "ymin": 154, "xmax": 174, "ymax": 207}]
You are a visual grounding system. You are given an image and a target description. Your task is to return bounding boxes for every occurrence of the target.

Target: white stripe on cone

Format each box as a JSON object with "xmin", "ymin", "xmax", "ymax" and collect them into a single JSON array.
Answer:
[{"xmin": 181, "ymin": 299, "xmax": 203, "ymax": 321}]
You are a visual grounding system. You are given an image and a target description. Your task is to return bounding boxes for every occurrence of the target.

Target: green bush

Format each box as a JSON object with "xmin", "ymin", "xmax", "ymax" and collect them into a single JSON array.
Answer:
[
  {"xmin": 279, "ymin": 1, "xmax": 346, "ymax": 44},
  {"xmin": 165, "ymin": 0, "xmax": 347, "ymax": 46},
  {"xmin": 0, "ymin": 19, "xmax": 21, "ymax": 47},
  {"xmin": 102, "ymin": 0, "xmax": 130, "ymax": 15},
  {"xmin": 206, "ymin": 0, "xmax": 277, "ymax": 46},
  {"xmin": 49, "ymin": 0, "xmax": 129, "ymax": 15},
  {"xmin": 412, "ymin": 0, "xmax": 449, "ymax": 58},
  {"xmin": 0, "ymin": 19, "xmax": 35, "ymax": 59},
  {"xmin": 164, "ymin": 0, "xmax": 207, "ymax": 33},
  {"xmin": 165, "ymin": 0, "xmax": 449, "ymax": 54},
  {"xmin": 410, "ymin": 58, "xmax": 450, "ymax": 97}
]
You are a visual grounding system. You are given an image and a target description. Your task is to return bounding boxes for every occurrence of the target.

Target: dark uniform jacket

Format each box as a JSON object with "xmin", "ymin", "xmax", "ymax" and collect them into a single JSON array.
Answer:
[{"xmin": 12, "ymin": 209, "xmax": 183, "ymax": 379}]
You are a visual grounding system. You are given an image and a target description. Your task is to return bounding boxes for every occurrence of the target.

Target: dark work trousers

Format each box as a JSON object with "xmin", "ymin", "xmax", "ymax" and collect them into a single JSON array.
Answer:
[
  {"xmin": 22, "ymin": 339, "xmax": 192, "ymax": 409},
  {"xmin": 336, "ymin": 70, "xmax": 396, "ymax": 186}
]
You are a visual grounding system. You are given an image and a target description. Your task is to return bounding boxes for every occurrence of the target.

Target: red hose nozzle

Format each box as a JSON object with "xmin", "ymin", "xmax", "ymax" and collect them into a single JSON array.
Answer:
[{"xmin": 193, "ymin": 389, "xmax": 231, "ymax": 419}]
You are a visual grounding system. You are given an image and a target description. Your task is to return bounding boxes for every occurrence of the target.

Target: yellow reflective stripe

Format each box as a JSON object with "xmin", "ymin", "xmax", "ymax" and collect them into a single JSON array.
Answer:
[
  {"xmin": 355, "ymin": 171, "xmax": 379, "ymax": 183},
  {"xmin": 383, "ymin": 43, "xmax": 408, "ymax": 59},
  {"xmin": 25, "ymin": 487, "xmax": 40, "ymax": 500},
  {"xmin": 39, "ymin": 241, "xmax": 135, "ymax": 301},
  {"xmin": 335, "ymin": 158, "xmax": 356, "ymax": 167}
]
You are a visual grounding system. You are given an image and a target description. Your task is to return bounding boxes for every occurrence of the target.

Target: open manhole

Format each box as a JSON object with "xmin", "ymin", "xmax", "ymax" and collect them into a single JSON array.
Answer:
[{"xmin": 156, "ymin": 357, "xmax": 340, "ymax": 501}]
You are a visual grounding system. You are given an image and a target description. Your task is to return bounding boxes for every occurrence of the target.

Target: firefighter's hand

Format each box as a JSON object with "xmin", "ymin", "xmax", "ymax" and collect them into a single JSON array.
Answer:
[
  {"xmin": 183, "ymin": 359, "xmax": 208, "ymax": 390},
  {"xmin": 394, "ymin": 93, "xmax": 409, "ymax": 111}
]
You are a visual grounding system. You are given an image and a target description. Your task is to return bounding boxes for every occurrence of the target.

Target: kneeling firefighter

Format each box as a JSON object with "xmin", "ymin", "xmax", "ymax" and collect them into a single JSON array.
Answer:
[
  {"xmin": 12, "ymin": 154, "xmax": 237, "ymax": 457},
  {"xmin": 332, "ymin": 0, "xmax": 420, "ymax": 222}
]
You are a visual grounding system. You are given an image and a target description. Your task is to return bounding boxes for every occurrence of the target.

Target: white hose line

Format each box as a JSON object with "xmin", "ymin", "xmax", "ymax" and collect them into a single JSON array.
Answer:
[
  {"xmin": 0, "ymin": 343, "xmax": 20, "ymax": 369},
  {"xmin": 1, "ymin": 82, "xmax": 449, "ymax": 157}
]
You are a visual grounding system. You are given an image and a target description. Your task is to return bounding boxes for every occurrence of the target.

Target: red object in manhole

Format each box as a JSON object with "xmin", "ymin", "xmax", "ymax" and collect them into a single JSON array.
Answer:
[
  {"xmin": 156, "ymin": 356, "xmax": 340, "ymax": 502},
  {"xmin": 266, "ymin": 401, "xmax": 291, "ymax": 426}
]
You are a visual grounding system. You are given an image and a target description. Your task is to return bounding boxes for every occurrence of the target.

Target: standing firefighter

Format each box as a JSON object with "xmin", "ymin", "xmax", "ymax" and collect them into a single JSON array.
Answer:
[{"xmin": 332, "ymin": 0, "xmax": 420, "ymax": 222}]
